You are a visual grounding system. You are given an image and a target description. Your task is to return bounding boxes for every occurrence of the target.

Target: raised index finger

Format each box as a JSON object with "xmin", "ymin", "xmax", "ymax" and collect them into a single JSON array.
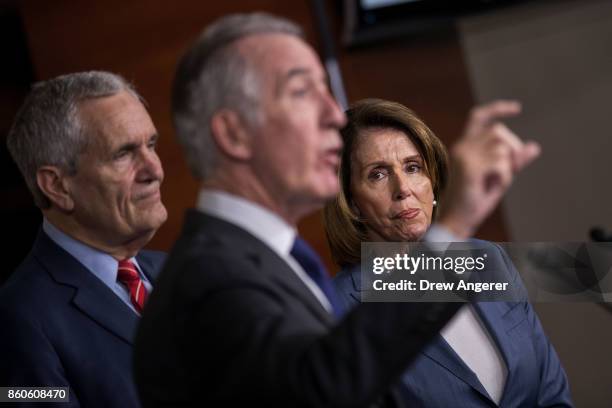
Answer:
[{"xmin": 464, "ymin": 100, "xmax": 522, "ymax": 139}]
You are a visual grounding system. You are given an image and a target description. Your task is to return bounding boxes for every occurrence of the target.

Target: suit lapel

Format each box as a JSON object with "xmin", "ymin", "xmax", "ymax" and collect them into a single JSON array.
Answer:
[
  {"xmin": 137, "ymin": 252, "xmax": 162, "ymax": 283},
  {"xmin": 33, "ymin": 230, "xmax": 139, "ymax": 345},
  {"xmin": 348, "ymin": 263, "xmax": 364, "ymax": 304},
  {"xmin": 468, "ymin": 241, "xmax": 525, "ymax": 405},
  {"xmin": 421, "ymin": 332, "xmax": 492, "ymax": 401},
  {"xmin": 418, "ymin": 302, "xmax": 519, "ymax": 405},
  {"xmin": 71, "ymin": 280, "xmax": 139, "ymax": 345},
  {"xmin": 266, "ymin": 254, "xmax": 335, "ymax": 325},
  {"xmin": 474, "ymin": 301, "xmax": 523, "ymax": 406},
  {"xmin": 190, "ymin": 212, "xmax": 335, "ymax": 326}
]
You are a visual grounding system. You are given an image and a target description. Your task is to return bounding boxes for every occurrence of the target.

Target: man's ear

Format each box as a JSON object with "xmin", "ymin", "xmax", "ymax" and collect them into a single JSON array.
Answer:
[
  {"xmin": 210, "ymin": 109, "xmax": 253, "ymax": 161},
  {"xmin": 36, "ymin": 166, "xmax": 75, "ymax": 212}
]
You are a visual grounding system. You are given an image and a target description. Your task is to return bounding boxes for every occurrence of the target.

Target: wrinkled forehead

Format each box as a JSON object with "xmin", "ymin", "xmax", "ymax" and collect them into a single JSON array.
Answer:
[
  {"xmin": 352, "ymin": 127, "xmax": 422, "ymax": 163},
  {"xmin": 78, "ymin": 91, "xmax": 154, "ymax": 149},
  {"xmin": 234, "ymin": 33, "xmax": 326, "ymax": 91}
]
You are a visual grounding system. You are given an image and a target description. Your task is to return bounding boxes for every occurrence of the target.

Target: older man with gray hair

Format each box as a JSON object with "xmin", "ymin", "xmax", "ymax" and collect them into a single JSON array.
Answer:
[
  {"xmin": 135, "ymin": 12, "xmax": 540, "ymax": 407},
  {"xmin": 0, "ymin": 71, "xmax": 167, "ymax": 407}
]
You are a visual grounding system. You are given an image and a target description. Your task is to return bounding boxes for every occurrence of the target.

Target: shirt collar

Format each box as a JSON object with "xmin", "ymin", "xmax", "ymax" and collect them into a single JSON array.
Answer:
[
  {"xmin": 196, "ymin": 189, "xmax": 296, "ymax": 256},
  {"xmin": 42, "ymin": 218, "xmax": 139, "ymax": 288}
]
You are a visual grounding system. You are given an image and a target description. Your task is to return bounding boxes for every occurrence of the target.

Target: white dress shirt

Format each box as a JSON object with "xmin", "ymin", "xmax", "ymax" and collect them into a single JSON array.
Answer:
[{"xmin": 425, "ymin": 223, "xmax": 508, "ymax": 403}]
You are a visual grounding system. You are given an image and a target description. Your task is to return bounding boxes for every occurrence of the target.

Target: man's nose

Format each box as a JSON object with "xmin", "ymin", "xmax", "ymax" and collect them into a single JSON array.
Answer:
[
  {"xmin": 137, "ymin": 147, "xmax": 164, "ymax": 183},
  {"xmin": 321, "ymin": 89, "xmax": 347, "ymax": 129}
]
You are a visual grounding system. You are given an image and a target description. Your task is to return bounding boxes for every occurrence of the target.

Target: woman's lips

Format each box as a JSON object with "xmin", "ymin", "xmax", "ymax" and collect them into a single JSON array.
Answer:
[{"xmin": 393, "ymin": 208, "xmax": 420, "ymax": 220}]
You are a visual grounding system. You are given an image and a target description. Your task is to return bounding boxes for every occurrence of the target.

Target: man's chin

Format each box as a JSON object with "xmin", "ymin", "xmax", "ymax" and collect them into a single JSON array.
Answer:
[
  {"xmin": 310, "ymin": 187, "xmax": 339, "ymax": 207},
  {"xmin": 156, "ymin": 204, "xmax": 168, "ymax": 225},
  {"xmin": 134, "ymin": 205, "xmax": 168, "ymax": 235},
  {"xmin": 138, "ymin": 200, "xmax": 167, "ymax": 220},
  {"xmin": 317, "ymin": 177, "xmax": 340, "ymax": 200},
  {"xmin": 150, "ymin": 208, "xmax": 168, "ymax": 232}
]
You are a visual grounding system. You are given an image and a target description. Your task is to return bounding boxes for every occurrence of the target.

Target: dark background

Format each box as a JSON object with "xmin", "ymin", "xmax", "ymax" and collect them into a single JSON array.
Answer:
[
  {"xmin": 0, "ymin": 0, "xmax": 509, "ymax": 282},
  {"xmin": 2, "ymin": 1, "xmax": 609, "ymax": 406}
]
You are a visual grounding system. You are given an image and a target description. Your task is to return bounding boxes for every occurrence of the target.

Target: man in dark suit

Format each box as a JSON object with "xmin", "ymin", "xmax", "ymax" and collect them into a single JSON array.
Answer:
[
  {"xmin": 0, "ymin": 71, "xmax": 168, "ymax": 407},
  {"xmin": 134, "ymin": 13, "xmax": 540, "ymax": 407}
]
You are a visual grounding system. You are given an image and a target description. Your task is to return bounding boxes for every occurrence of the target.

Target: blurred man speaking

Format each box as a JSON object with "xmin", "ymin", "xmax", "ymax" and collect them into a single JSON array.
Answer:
[
  {"xmin": 135, "ymin": 13, "xmax": 539, "ymax": 407},
  {"xmin": 0, "ymin": 71, "xmax": 167, "ymax": 407}
]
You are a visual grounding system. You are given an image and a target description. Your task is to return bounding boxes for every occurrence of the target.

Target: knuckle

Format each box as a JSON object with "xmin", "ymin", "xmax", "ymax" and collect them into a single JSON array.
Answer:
[
  {"xmin": 470, "ymin": 107, "xmax": 484, "ymax": 121},
  {"xmin": 490, "ymin": 122, "xmax": 506, "ymax": 135}
]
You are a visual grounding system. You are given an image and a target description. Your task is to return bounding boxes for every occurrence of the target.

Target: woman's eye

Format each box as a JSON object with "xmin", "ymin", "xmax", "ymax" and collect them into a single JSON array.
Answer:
[
  {"xmin": 368, "ymin": 170, "xmax": 386, "ymax": 181},
  {"xmin": 406, "ymin": 163, "xmax": 421, "ymax": 173}
]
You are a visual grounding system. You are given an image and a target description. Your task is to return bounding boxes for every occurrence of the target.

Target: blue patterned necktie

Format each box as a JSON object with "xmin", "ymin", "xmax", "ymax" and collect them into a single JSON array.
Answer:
[{"xmin": 290, "ymin": 236, "xmax": 344, "ymax": 318}]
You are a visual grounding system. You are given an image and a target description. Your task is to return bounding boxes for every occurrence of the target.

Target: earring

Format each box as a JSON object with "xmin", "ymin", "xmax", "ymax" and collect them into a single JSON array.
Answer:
[{"xmin": 432, "ymin": 199, "xmax": 437, "ymax": 207}]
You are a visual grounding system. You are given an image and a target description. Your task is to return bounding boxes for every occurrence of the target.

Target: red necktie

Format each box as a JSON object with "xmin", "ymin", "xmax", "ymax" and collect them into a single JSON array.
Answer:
[{"xmin": 117, "ymin": 259, "xmax": 148, "ymax": 313}]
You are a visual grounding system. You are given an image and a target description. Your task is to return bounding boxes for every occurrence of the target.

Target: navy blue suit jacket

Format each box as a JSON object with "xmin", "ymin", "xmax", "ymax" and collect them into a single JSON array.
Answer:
[
  {"xmin": 334, "ymin": 243, "xmax": 573, "ymax": 407},
  {"xmin": 0, "ymin": 230, "xmax": 165, "ymax": 407}
]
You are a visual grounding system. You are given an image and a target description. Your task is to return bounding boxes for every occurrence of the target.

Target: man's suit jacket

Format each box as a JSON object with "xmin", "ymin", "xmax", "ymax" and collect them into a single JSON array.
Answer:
[
  {"xmin": 334, "ymin": 243, "xmax": 573, "ymax": 407},
  {"xmin": 0, "ymin": 229, "xmax": 165, "ymax": 407},
  {"xmin": 134, "ymin": 210, "xmax": 464, "ymax": 407}
]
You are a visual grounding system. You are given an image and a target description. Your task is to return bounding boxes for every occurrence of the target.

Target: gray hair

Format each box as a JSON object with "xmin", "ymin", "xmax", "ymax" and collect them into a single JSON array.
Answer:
[
  {"xmin": 172, "ymin": 12, "xmax": 303, "ymax": 180},
  {"xmin": 6, "ymin": 70, "xmax": 140, "ymax": 209}
]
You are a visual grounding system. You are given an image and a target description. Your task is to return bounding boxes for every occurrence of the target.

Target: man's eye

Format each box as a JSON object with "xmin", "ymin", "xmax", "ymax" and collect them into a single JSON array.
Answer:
[
  {"xmin": 114, "ymin": 150, "xmax": 130, "ymax": 161},
  {"xmin": 290, "ymin": 88, "xmax": 309, "ymax": 97}
]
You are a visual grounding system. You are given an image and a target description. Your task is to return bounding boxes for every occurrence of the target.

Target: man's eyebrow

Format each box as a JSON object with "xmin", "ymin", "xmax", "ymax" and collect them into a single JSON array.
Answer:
[
  {"xmin": 276, "ymin": 67, "xmax": 310, "ymax": 94},
  {"xmin": 276, "ymin": 67, "xmax": 331, "ymax": 96},
  {"xmin": 112, "ymin": 133, "xmax": 159, "ymax": 156},
  {"xmin": 113, "ymin": 142, "xmax": 138, "ymax": 156}
]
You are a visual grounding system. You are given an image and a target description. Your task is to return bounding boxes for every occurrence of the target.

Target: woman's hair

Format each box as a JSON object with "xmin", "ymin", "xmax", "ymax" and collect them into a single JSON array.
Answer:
[{"xmin": 324, "ymin": 98, "xmax": 449, "ymax": 267}]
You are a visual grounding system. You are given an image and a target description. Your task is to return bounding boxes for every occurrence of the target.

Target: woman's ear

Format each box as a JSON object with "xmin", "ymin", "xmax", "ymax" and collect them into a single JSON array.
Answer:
[
  {"xmin": 210, "ymin": 109, "xmax": 253, "ymax": 161},
  {"xmin": 36, "ymin": 166, "xmax": 75, "ymax": 211}
]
